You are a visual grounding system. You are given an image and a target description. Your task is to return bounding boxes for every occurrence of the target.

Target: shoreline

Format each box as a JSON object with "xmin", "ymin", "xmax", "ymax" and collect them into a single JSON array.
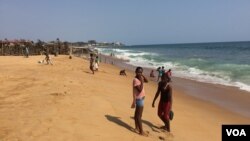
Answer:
[{"xmin": 99, "ymin": 54, "xmax": 250, "ymax": 118}]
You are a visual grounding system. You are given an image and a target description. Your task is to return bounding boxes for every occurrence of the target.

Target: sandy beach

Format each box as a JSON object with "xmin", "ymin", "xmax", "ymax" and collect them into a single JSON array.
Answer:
[{"xmin": 0, "ymin": 55, "xmax": 250, "ymax": 141}]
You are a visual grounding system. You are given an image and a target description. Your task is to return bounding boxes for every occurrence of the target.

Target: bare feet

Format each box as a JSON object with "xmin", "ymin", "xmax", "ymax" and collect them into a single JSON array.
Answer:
[
  {"xmin": 139, "ymin": 131, "xmax": 149, "ymax": 137},
  {"xmin": 160, "ymin": 126, "xmax": 170, "ymax": 132},
  {"xmin": 133, "ymin": 128, "xmax": 139, "ymax": 133}
]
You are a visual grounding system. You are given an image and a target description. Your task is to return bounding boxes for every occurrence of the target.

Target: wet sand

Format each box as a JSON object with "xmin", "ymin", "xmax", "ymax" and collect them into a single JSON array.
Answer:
[{"xmin": 0, "ymin": 55, "xmax": 249, "ymax": 141}]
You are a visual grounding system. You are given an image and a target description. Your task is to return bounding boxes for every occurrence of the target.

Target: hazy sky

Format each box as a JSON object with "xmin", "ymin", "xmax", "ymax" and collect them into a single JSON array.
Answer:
[{"xmin": 0, "ymin": 0, "xmax": 250, "ymax": 45}]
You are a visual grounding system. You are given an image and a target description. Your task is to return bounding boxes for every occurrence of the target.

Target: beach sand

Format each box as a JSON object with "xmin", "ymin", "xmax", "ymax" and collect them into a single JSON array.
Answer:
[{"xmin": 0, "ymin": 55, "xmax": 249, "ymax": 141}]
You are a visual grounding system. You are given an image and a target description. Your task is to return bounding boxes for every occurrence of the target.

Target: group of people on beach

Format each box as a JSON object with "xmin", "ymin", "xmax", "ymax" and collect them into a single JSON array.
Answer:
[
  {"xmin": 150, "ymin": 67, "xmax": 172, "ymax": 82},
  {"xmin": 36, "ymin": 50, "xmax": 172, "ymax": 137},
  {"xmin": 153, "ymin": 67, "xmax": 172, "ymax": 82},
  {"xmin": 88, "ymin": 54, "xmax": 173, "ymax": 136},
  {"xmin": 132, "ymin": 66, "xmax": 173, "ymax": 136}
]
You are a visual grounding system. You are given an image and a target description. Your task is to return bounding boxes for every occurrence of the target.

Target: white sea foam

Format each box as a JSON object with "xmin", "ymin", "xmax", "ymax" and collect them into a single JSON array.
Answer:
[
  {"xmin": 234, "ymin": 82, "xmax": 250, "ymax": 92},
  {"xmin": 127, "ymin": 58, "xmax": 250, "ymax": 92},
  {"xmin": 97, "ymin": 47, "xmax": 250, "ymax": 93}
]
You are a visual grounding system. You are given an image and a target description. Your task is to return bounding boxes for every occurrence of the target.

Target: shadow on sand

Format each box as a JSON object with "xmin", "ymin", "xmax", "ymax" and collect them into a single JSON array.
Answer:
[
  {"xmin": 83, "ymin": 71, "xmax": 94, "ymax": 74},
  {"xmin": 130, "ymin": 116, "xmax": 160, "ymax": 133},
  {"xmin": 105, "ymin": 115, "xmax": 161, "ymax": 134},
  {"xmin": 105, "ymin": 115, "xmax": 135, "ymax": 133}
]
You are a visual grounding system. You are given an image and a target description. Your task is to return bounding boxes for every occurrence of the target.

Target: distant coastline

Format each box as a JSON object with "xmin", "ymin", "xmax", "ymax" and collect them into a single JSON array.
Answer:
[{"xmin": 129, "ymin": 40, "xmax": 250, "ymax": 47}]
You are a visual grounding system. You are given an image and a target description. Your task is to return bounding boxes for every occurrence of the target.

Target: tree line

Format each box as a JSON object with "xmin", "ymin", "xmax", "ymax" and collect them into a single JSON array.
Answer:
[{"xmin": 0, "ymin": 38, "xmax": 69, "ymax": 56}]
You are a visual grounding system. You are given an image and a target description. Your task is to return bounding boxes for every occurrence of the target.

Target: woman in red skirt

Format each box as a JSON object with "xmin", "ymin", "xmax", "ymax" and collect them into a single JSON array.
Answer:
[{"xmin": 152, "ymin": 73, "xmax": 173, "ymax": 132}]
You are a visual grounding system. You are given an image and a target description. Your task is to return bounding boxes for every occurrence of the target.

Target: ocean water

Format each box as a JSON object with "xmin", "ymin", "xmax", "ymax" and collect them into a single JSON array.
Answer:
[{"xmin": 97, "ymin": 41, "xmax": 250, "ymax": 92}]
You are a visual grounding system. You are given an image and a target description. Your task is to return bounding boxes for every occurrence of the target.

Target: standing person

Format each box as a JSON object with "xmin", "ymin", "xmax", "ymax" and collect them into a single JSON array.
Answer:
[
  {"xmin": 157, "ymin": 67, "xmax": 162, "ymax": 81},
  {"xmin": 94, "ymin": 56, "xmax": 99, "ymax": 71},
  {"xmin": 25, "ymin": 46, "xmax": 29, "ymax": 58},
  {"xmin": 131, "ymin": 67, "xmax": 148, "ymax": 136},
  {"xmin": 89, "ymin": 54, "xmax": 95, "ymax": 74},
  {"xmin": 166, "ymin": 69, "xmax": 172, "ymax": 81},
  {"xmin": 44, "ymin": 52, "xmax": 53, "ymax": 65},
  {"xmin": 152, "ymin": 73, "xmax": 172, "ymax": 132},
  {"xmin": 161, "ymin": 66, "xmax": 165, "ymax": 74}
]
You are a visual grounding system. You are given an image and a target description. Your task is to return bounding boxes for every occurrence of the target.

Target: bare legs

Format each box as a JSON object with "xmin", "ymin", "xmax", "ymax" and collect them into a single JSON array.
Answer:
[
  {"xmin": 134, "ymin": 106, "xmax": 147, "ymax": 136},
  {"xmin": 158, "ymin": 112, "xmax": 170, "ymax": 132},
  {"xmin": 90, "ymin": 66, "xmax": 94, "ymax": 74},
  {"xmin": 158, "ymin": 102, "xmax": 171, "ymax": 132}
]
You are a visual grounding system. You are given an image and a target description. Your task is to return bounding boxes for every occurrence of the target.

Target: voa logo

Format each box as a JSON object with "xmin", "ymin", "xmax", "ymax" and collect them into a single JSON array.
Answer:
[{"xmin": 226, "ymin": 129, "xmax": 246, "ymax": 136}]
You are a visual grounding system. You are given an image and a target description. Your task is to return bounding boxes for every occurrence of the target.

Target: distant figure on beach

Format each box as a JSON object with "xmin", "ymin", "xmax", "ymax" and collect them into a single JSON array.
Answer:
[
  {"xmin": 166, "ymin": 69, "xmax": 172, "ymax": 81},
  {"xmin": 44, "ymin": 52, "xmax": 53, "ymax": 65},
  {"xmin": 166, "ymin": 69, "xmax": 172, "ymax": 82},
  {"xmin": 157, "ymin": 66, "xmax": 166, "ymax": 81},
  {"xmin": 161, "ymin": 66, "xmax": 165, "ymax": 74},
  {"xmin": 25, "ymin": 46, "xmax": 29, "ymax": 58},
  {"xmin": 89, "ymin": 54, "xmax": 95, "ymax": 74},
  {"xmin": 120, "ymin": 69, "xmax": 127, "ymax": 76},
  {"xmin": 131, "ymin": 67, "xmax": 148, "ymax": 136},
  {"xmin": 156, "ymin": 67, "xmax": 162, "ymax": 81},
  {"xmin": 94, "ymin": 56, "xmax": 99, "ymax": 71},
  {"xmin": 150, "ymin": 70, "xmax": 155, "ymax": 78},
  {"xmin": 152, "ymin": 73, "xmax": 172, "ymax": 132},
  {"xmin": 110, "ymin": 52, "xmax": 115, "ymax": 57}
]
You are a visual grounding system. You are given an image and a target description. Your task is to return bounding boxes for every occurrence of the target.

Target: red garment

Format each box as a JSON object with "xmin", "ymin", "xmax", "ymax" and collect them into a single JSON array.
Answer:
[{"xmin": 158, "ymin": 101, "xmax": 171, "ymax": 120}]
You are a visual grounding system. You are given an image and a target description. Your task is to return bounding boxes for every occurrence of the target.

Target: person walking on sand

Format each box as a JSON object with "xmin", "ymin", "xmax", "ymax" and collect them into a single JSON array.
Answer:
[
  {"xmin": 89, "ymin": 54, "xmax": 95, "ymax": 74},
  {"xmin": 44, "ymin": 52, "xmax": 53, "ymax": 65},
  {"xmin": 152, "ymin": 73, "xmax": 172, "ymax": 132},
  {"xmin": 94, "ymin": 56, "xmax": 99, "ymax": 71},
  {"xmin": 131, "ymin": 67, "xmax": 148, "ymax": 136}
]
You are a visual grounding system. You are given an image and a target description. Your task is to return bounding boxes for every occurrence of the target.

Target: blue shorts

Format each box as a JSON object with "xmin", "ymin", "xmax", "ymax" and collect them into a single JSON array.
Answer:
[{"xmin": 136, "ymin": 97, "xmax": 145, "ymax": 107}]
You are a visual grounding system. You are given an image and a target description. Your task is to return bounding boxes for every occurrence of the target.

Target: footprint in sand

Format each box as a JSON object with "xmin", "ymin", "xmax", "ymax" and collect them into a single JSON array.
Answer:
[
  {"xmin": 50, "ymin": 92, "xmax": 65, "ymax": 96},
  {"xmin": 161, "ymin": 132, "xmax": 174, "ymax": 141}
]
